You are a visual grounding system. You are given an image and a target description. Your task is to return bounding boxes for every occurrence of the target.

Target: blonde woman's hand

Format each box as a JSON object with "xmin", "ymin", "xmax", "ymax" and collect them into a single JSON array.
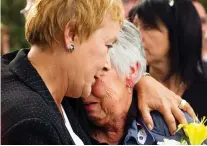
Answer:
[{"xmin": 135, "ymin": 76, "xmax": 197, "ymax": 135}]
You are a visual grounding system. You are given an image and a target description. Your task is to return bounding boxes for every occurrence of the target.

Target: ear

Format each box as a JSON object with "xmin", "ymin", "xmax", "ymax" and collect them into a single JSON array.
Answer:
[
  {"xmin": 64, "ymin": 22, "xmax": 75, "ymax": 49},
  {"xmin": 126, "ymin": 62, "xmax": 139, "ymax": 88}
]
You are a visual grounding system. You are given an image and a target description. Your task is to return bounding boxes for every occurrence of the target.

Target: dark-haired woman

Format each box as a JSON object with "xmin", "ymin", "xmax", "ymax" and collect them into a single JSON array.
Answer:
[{"xmin": 136, "ymin": 0, "xmax": 207, "ymax": 117}]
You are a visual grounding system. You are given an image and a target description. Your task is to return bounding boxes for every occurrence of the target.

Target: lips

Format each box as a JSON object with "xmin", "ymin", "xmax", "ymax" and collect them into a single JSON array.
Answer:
[{"xmin": 84, "ymin": 102, "xmax": 97, "ymax": 111}]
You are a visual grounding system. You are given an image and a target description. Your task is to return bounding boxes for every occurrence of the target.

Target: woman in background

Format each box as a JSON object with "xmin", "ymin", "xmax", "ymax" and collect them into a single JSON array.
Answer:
[{"xmin": 136, "ymin": 0, "xmax": 207, "ymax": 117}]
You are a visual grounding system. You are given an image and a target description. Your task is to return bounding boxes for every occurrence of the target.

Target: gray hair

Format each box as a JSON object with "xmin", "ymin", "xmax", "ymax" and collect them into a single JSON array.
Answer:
[{"xmin": 109, "ymin": 20, "xmax": 146, "ymax": 84}]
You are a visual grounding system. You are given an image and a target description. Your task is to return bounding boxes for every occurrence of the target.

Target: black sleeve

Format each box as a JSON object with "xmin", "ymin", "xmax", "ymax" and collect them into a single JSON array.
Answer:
[{"xmin": 2, "ymin": 118, "xmax": 63, "ymax": 145}]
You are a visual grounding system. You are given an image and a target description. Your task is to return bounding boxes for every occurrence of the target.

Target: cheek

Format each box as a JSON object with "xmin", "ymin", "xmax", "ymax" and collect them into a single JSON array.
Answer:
[
  {"xmin": 141, "ymin": 31, "xmax": 158, "ymax": 50},
  {"xmin": 92, "ymin": 78, "xmax": 117, "ymax": 103},
  {"xmin": 149, "ymin": 32, "xmax": 169, "ymax": 56},
  {"xmin": 159, "ymin": 33, "xmax": 169, "ymax": 56},
  {"xmin": 89, "ymin": 37, "xmax": 107, "ymax": 58},
  {"xmin": 92, "ymin": 79, "xmax": 107, "ymax": 97},
  {"xmin": 89, "ymin": 41, "xmax": 108, "ymax": 69}
]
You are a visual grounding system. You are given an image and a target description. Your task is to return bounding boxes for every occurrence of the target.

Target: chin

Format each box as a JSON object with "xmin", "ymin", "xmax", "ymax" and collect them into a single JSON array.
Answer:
[
  {"xmin": 65, "ymin": 87, "xmax": 82, "ymax": 98},
  {"xmin": 66, "ymin": 92, "xmax": 81, "ymax": 98},
  {"xmin": 89, "ymin": 118, "xmax": 107, "ymax": 127},
  {"xmin": 69, "ymin": 83, "xmax": 92, "ymax": 98},
  {"xmin": 81, "ymin": 86, "xmax": 92, "ymax": 98},
  {"xmin": 88, "ymin": 114, "xmax": 108, "ymax": 126}
]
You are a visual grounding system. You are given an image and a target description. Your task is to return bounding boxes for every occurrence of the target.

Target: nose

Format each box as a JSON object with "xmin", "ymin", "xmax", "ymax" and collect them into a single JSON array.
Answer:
[
  {"xmin": 95, "ymin": 53, "xmax": 111, "ymax": 78},
  {"xmin": 104, "ymin": 53, "xmax": 111, "ymax": 71}
]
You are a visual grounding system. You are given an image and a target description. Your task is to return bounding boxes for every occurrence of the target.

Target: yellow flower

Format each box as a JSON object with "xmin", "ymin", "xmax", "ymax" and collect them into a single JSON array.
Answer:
[{"xmin": 177, "ymin": 116, "xmax": 207, "ymax": 145}]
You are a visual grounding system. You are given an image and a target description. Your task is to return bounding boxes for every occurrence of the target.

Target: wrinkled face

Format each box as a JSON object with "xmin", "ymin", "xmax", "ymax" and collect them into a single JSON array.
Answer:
[
  {"xmin": 66, "ymin": 15, "xmax": 121, "ymax": 98},
  {"xmin": 82, "ymin": 68, "xmax": 132, "ymax": 126},
  {"xmin": 137, "ymin": 19, "xmax": 169, "ymax": 65}
]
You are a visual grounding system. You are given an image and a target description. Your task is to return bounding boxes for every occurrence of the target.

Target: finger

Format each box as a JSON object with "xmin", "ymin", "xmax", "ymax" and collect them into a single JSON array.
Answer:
[
  {"xmin": 173, "ymin": 94, "xmax": 182, "ymax": 105},
  {"xmin": 183, "ymin": 102, "xmax": 198, "ymax": 122},
  {"xmin": 140, "ymin": 107, "xmax": 154, "ymax": 130},
  {"xmin": 172, "ymin": 105, "xmax": 187, "ymax": 124},
  {"xmin": 160, "ymin": 107, "xmax": 177, "ymax": 135},
  {"xmin": 171, "ymin": 95, "xmax": 187, "ymax": 124}
]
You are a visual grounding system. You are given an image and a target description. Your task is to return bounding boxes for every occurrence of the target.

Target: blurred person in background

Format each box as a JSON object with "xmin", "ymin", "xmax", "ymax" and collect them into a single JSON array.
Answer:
[
  {"xmin": 192, "ymin": 0, "xmax": 207, "ymax": 75},
  {"xmin": 193, "ymin": 0, "xmax": 207, "ymax": 62},
  {"xmin": 1, "ymin": 23, "xmax": 10, "ymax": 55},
  {"xmin": 136, "ymin": 0, "xmax": 207, "ymax": 117},
  {"xmin": 123, "ymin": 0, "xmax": 139, "ymax": 18},
  {"xmin": 20, "ymin": 0, "xmax": 36, "ymax": 17},
  {"xmin": 128, "ymin": 4, "xmax": 138, "ymax": 23}
]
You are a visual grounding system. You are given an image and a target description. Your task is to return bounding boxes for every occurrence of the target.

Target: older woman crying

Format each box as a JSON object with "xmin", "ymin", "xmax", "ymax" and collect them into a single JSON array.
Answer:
[{"xmin": 80, "ymin": 20, "xmax": 193, "ymax": 145}]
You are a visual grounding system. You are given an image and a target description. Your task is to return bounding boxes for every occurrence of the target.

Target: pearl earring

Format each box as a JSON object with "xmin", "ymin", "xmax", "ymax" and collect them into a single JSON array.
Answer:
[{"xmin": 68, "ymin": 44, "xmax": 75, "ymax": 52}]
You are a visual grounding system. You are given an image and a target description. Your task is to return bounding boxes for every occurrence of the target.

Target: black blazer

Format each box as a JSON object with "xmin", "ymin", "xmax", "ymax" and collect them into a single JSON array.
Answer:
[
  {"xmin": 203, "ymin": 61, "xmax": 207, "ymax": 76},
  {"xmin": 1, "ymin": 49, "xmax": 91, "ymax": 145}
]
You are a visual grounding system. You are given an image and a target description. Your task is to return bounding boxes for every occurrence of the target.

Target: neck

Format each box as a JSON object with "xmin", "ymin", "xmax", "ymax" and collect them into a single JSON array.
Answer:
[
  {"xmin": 91, "ymin": 116, "xmax": 126, "ymax": 145},
  {"xmin": 27, "ymin": 44, "xmax": 72, "ymax": 109},
  {"xmin": 149, "ymin": 59, "xmax": 186, "ymax": 96}
]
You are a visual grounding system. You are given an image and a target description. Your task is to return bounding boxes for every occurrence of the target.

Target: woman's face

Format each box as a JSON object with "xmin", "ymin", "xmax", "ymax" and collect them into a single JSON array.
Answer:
[
  {"xmin": 82, "ymin": 68, "xmax": 132, "ymax": 126},
  {"xmin": 137, "ymin": 19, "xmax": 169, "ymax": 65},
  {"xmin": 66, "ymin": 15, "xmax": 121, "ymax": 98}
]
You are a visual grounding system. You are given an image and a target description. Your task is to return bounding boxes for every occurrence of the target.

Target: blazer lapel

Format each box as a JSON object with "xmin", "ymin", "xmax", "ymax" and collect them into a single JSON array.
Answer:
[{"xmin": 8, "ymin": 49, "xmax": 75, "ymax": 144}]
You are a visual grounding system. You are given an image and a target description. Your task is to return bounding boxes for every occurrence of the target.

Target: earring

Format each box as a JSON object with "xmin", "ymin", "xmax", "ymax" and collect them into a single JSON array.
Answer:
[
  {"xmin": 128, "ymin": 87, "xmax": 132, "ymax": 94},
  {"xmin": 126, "ymin": 83, "xmax": 132, "ymax": 93},
  {"xmin": 68, "ymin": 44, "xmax": 75, "ymax": 52}
]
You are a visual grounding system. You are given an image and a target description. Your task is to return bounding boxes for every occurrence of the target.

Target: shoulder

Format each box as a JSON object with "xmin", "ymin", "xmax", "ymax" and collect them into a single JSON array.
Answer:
[
  {"xmin": 150, "ymin": 111, "xmax": 191, "ymax": 142},
  {"xmin": 1, "ymin": 71, "xmax": 56, "ymax": 136},
  {"xmin": 2, "ymin": 118, "xmax": 63, "ymax": 144},
  {"xmin": 1, "ymin": 81, "xmax": 70, "ymax": 144}
]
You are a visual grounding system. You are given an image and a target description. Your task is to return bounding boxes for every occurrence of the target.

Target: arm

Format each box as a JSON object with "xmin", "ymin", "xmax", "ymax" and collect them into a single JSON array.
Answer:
[
  {"xmin": 2, "ymin": 118, "xmax": 64, "ymax": 145},
  {"xmin": 135, "ymin": 76, "xmax": 197, "ymax": 135}
]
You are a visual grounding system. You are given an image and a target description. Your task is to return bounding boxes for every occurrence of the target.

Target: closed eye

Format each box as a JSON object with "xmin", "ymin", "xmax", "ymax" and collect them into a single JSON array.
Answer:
[{"xmin": 106, "ymin": 45, "xmax": 113, "ymax": 50}]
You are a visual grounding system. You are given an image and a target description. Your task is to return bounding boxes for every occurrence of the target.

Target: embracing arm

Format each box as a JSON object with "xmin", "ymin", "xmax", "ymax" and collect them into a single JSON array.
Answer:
[{"xmin": 135, "ymin": 76, "xmax": 197, "ymax": 135}]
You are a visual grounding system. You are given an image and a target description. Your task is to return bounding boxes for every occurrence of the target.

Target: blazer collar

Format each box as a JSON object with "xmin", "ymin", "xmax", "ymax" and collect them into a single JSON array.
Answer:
[{"xmin": 8, "ymin": 49, "xmax": 61, "ymax": 116}]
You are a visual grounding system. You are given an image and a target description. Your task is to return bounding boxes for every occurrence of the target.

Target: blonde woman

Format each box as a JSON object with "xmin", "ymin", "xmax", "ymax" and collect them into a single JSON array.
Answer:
[{"xmin": 2, "ymin": 0, "xmax": 124, "ymax": 144}]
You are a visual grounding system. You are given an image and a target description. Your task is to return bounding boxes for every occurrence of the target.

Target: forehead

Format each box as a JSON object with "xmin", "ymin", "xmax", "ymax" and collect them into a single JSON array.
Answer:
[{"xmin": 98, "ymin": 15, "xmax": 120, "ymax": 39}]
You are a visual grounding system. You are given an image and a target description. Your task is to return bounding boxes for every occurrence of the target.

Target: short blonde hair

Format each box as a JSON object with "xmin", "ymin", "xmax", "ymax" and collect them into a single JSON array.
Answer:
[{"xmin": 25, "ymin": 0, "xmax": 124, "ymax": 46}]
